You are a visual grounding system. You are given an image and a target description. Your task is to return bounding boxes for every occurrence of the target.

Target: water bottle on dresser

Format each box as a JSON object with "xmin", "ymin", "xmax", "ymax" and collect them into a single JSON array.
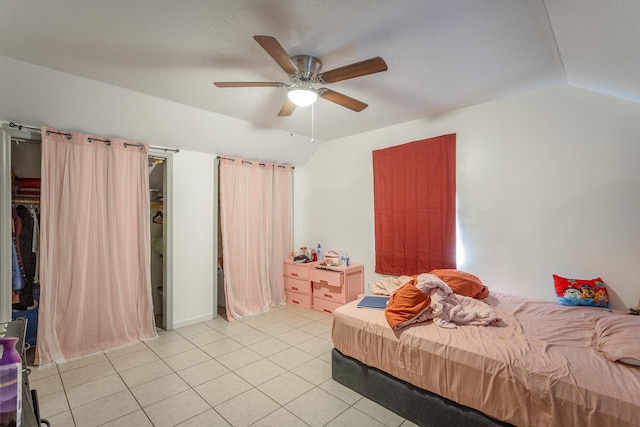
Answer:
[{"xmin": 341, "ymin": 251, "xmax": 350, "ymax": 267}]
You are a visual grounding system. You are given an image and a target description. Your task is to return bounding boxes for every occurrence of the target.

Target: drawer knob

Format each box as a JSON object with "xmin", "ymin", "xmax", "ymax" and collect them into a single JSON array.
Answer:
[
  {"xmin": 292, "ymin": 300, "xmax": 299, "ymax": 304},
  {"xmin": 292, "ymin": 286, "xmax": 299, "ymax": 291},
  {"xmin": 324, "ymin": 293, "xmax": 333, "ymax": 298},
  {"xmin": 323, "ymin": 309, "xmax": 333, "ymax": 314},
  {"xmin": 291, "ymin": 273, "xmax": 298, "ymax": 277}
]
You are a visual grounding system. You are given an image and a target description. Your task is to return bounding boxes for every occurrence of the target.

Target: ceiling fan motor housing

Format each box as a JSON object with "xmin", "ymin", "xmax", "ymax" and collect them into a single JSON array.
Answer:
[{"xmin": 291, "ymin": 55, "xmax": 322, "ymax": 80}]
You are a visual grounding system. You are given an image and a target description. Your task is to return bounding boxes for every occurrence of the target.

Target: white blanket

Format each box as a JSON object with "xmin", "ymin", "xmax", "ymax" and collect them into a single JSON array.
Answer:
[
  {"xmin": 415, "ymin": 273, "xmax": 502, "ymax": 328},
  {"xmin": 371, "ymin": 273, "xmax": 501, "ymax": 328},
  {"xmin": 371, "ymin": 275, "xmax": 413, "ymax": 295}
]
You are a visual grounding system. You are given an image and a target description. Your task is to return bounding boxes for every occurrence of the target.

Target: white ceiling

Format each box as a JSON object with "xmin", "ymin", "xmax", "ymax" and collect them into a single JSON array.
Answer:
[{"xmin": 0, "ymin": 0, "xmax": 639, "ymax": 144}]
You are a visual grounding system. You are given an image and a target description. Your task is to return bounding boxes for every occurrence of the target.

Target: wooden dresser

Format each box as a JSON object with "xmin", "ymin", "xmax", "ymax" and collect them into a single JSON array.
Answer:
[
  {"xmin": 310, "ymin": 263, "xmax": 364, "ymax": 314},
  {"xmin": 283, "ymin": 259, "xmax": 313, "ymax": 308}
]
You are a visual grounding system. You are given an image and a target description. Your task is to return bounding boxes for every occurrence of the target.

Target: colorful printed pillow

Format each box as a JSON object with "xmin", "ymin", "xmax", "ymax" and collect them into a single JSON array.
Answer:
[
  {"xmin": 553, "ymin": 274, "xmax": 609, "ymax": 308},
  {"xmin": 429, "ymin": 269, "xmax": 490, "ymax": 299}
]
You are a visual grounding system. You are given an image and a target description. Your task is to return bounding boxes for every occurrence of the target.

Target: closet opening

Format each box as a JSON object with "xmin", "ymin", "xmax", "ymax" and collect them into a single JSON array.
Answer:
[
  {"xmin": 214, "ymin": 158, "xmax": 225, "ymax": 319},
  {"xmin": 149, "ymin": 155, "xmax": 167, "ymax": 330},
  {"xmin": 1, "ymin": 125, "xmax": 176, "ymax": 338},
  {"xmin": 3, "ymin": 132, "xmax": 42, "ymax": 351},
  {"xmin": 147, "ymin": 149, "xmax": 174, "ymax": 331}
]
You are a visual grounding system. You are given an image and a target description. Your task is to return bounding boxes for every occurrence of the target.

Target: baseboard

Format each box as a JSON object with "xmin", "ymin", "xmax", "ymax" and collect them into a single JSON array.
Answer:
[{"xmin": 172, "ymin": 312, "xmax": 214, "ymax": 329}]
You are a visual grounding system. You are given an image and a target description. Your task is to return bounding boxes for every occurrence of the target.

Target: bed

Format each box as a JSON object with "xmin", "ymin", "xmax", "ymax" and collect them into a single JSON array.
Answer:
[{"xmin": 331, "ymin": 290, "xmax": 640, "ymax": 427}]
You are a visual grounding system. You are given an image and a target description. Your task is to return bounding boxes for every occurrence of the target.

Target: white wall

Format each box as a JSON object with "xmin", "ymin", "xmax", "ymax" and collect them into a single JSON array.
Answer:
[
  {"xmin": 0, "ymin": 56, "xmax": 226, "ymax": 328},
  {"xmin": 4, "ymin": 54, "xmax": 639, "ymax": 315},
  {"xmin": 0, "ymin": 55, "xmax": 317, "ymax": 166},
  {"xmin": 295, "ymin": 85, "xmax": 640, "ymax": 310},
  {"xmin": 171, "ymin": 150, "xmax": 216, "ymax": 327}
]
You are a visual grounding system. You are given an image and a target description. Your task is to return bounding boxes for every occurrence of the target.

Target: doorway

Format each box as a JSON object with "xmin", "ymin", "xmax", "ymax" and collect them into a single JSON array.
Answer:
[
  {"xmin": 147, "ymin": 150, "xmax": 174, "ymax": 330},
  {"xmin": 0, "ymin": 125, "xmax": 41, "ymax": 323},
  {"xmin": 1, "ymin": 125, "xmax": 175, "ymax": 334},
  {"xmin": 149, "ymin": 155, "xmax": 166, "ymax": 329}
]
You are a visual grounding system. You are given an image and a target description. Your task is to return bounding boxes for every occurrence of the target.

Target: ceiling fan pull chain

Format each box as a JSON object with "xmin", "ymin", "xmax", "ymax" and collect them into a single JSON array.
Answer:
[{"xmin": 311, "ymin": 102, "xmax": 315, "ymax": 143}]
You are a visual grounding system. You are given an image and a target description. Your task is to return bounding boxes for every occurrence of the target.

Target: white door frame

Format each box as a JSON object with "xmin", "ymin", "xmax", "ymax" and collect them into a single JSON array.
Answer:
[
  {"xmin": 0, "ymin": 124, "xmax": 41, "ymax": 322},
  {"xmin": 148, "ymin": 150, "xmax": 175, "ymax": 330}
]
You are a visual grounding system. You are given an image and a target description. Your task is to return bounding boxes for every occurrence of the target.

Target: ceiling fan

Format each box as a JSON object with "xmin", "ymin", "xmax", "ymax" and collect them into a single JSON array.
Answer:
[{"xmin": 214, "ymin": 35, "xmax": 388, "ymax": 116}]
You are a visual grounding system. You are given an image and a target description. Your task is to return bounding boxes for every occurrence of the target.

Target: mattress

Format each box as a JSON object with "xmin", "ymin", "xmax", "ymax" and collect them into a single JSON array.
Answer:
[{"xmin": 332, "ymin": 292, "xmax": 640, "ymax": 427}]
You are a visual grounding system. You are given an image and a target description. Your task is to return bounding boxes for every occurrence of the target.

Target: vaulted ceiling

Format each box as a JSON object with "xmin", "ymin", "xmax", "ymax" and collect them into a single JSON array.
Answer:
[{"xmin": 1, "ymin": 0, "xmax": 639, "ymax": 145}]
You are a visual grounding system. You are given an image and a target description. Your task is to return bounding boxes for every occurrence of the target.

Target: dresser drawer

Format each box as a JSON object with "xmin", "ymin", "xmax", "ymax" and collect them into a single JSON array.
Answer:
[
  {"xmin": 286, "ymin": 290, "xmax": 313, "ymax": 308},
  {"xmin": 313, "ymin": 297, "xmax": 343, "ymax": 315},
  {"xmin": 284, "ymin": 262, "xmax": 310, "ymax": 279},
  {"xmin": 284, "ymin": 276, "xmax": 311, "ymax": 294},
  {"xmin": 310, "ymin": 268, "xmax": 343, "ymax": 287},
  {"xmin": 313, "ymin": 280, "xmax": 346, "ymax": 304}
]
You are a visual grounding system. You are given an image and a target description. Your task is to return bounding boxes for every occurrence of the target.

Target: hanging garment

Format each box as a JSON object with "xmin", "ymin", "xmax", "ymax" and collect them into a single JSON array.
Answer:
[
  {"xmin": 10, "ymin": 212, "xmax": 26, "ymax": 293},
  {"xmin": 30, "ymin": 207, "xmax": 40, "ymax": 284},
  {"xmin": 15, "ymin": 205, "xmax": 35, "ymax": 307},
  {"xmin": 16, "ymin": 205, "xmax": 35, "ymax": 281},
  {"xmin": 11, "ymin": 233, "xmax": 24, "ymax": 292},
  {"xmin": 152, "ymin": 210, "xmax": 163, "ymax": 224},
  {"xmin": 11, "ymin": 209, "xmax": 23, "ymax": 267}
]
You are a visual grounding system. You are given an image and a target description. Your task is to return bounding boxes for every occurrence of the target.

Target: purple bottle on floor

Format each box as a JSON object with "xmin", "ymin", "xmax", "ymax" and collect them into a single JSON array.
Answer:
[{"xmin": 0, "ymin": 336, "xmax": 22, "ymax": 427}]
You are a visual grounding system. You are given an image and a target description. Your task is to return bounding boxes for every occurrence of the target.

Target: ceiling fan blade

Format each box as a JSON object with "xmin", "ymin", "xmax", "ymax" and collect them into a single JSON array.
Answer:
[
  {"xmin": 317, "ymin": 57, "xmax": 388, "ymax": 84},
  {"xmin": 318, "ymin": 88, "xmax": 368, "ymax": 112},
  {"xmin": 253, "ymin": 35, "xmax": 300, "ymax": 75},
  {"xmin": 277, "ymin": 99, "xmax": 296, "ymax": 116},
  {"xmin": 214, "ymin": 82, "xmax": 286, "ymax": 88}
]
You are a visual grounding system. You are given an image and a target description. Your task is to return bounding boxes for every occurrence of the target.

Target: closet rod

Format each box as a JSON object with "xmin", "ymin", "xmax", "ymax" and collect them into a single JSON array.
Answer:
[
  {"xmin": 12, "ymin": 197, "xmax": 40, "ymax": 205},
  {"xmin": 149, "ymin": 145, "xmax": 180, "ymax": 153},
  {"xmin": 8, "ymin": 122, "xmax": 180, "ymax": 153}
]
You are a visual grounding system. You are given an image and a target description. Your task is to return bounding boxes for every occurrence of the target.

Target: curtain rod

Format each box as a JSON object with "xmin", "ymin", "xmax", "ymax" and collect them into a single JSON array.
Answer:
[
  {"xmin": 217, "ymin": 155, "xmax": 294, "ymax": 169},
  {"xmin": 8, "ymin": 122, "xmax": 180, "ymax": 153}
]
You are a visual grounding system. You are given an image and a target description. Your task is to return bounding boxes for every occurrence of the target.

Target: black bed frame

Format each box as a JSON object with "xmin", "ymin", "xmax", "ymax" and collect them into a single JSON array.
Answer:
[{"xmin": 331, "ymin": 348, "xmax": 513, "ymax": 427}]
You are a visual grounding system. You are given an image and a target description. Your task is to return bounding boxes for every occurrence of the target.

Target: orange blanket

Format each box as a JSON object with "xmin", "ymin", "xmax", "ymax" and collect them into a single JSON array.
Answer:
[{"xmin": 384, "ymin": 274, "xmax": 500, "ymax": 329}]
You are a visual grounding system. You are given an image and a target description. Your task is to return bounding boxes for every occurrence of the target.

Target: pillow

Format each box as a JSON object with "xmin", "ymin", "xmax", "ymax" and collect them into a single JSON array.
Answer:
[
  {"xmin": 593, "ymin": 315, "xmax": 640, "ymax": 366},
  {"xmin": 384, "ymin": 280, "xmax": 433, "ymax": 330},
  {"xmin": 429, "ymin": 269, "xmax": 489, "ymax": 299},
  {"xmin": 414, "ymin": 273, "xmax": 451, "ymax": 295},
  {"xmin": 553, "ymin": 274, "xmax": 609, "ymax": 308},
  {"xmin": 371, "ymin": 275, "xmax": 414, "ymax": 296}
]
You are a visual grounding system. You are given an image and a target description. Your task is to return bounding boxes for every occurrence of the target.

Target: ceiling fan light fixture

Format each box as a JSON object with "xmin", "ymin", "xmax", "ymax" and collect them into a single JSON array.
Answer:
[
  {"xmin": 287, "ymin": 82, "xmax": 318, "ymax": 107},
  {"xmin": 213, "ymin": 36, "xmax": 387, "ymax": 116}
]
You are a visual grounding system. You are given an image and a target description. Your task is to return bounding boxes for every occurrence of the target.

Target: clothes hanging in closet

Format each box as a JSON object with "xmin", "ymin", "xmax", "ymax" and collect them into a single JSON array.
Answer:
[
  {"xmin": 11, "ymin": 208, "xmax": 26, "ymax": 293},
  {"xmin": 30, "ymin": 207, "xmax": 40, "ymax": 283},
  {"xmin": 11, "ymin": 205, "xmax": 39, "ymax": 307},
  {"xmin": 11, "ymin": 230, "xmax": 24, "ymax": 291}
]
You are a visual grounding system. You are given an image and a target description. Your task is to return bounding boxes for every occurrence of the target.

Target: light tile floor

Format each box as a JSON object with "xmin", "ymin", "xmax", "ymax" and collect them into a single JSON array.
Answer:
[{"xmin": 29, "ymin": 304, "xmax": 420, "ymax": 427}]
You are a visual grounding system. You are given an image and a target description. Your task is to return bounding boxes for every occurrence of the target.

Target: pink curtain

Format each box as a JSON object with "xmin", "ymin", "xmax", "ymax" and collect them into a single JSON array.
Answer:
[
  {"xmin": 219, "ymin": 158, "xmax": 292, "ymax": 320},
  {"xmin": 372, "ymin": 134, "xmax": 457, "ymax": 276},
  {"xmin": 271, "ymin": 164, "xmax": 293, "ymax": 305},
  {"xmin": 36, "ymin": 127, "xmax": 156, "ymax": 365}
]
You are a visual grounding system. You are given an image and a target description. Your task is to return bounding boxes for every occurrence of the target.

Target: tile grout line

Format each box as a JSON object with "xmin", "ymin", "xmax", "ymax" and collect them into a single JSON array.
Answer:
[{"xmin": 34, "ymin": 305, "xmax": 405, "ymax": 427}]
